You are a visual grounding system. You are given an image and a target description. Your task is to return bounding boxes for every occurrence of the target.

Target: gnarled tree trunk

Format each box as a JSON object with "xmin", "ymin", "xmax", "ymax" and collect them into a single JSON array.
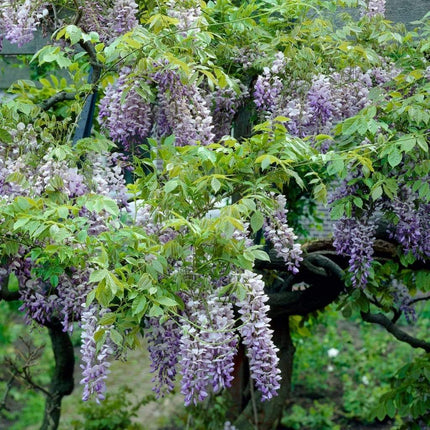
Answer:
[{"xmin": 40, "ymin": 322, "xmax": 75, "ymax": 430}]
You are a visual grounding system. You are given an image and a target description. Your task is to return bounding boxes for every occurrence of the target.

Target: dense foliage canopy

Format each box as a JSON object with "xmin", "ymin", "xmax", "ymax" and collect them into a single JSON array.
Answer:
[{"xmin": 0, "ymin": 0, "xmax": 429, "ymax": 429}]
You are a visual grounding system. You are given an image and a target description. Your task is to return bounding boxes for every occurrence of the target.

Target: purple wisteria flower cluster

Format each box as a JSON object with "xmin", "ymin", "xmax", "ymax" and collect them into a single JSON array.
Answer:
[
  {"xmin": 107, "ymin": 0, "xmax": 138, "ymax": 38},
  {"xmin": 254, "ymin": 52, "xmax": 285, "ymax": 114},
  {"xmin": 80, "ymin": 304, "xmax": 114, "ymax": 403},
  {"xmin": 361, "ymin": 0, "xmax": 386, "ymax": 18},
  {"xmin": 166, "ymin": 0, "xmax": 202, "ymax": 36},
  {"xmin": 263, "ymin": 194, "xmax": 303, "ymax": 274},
  {"xmin": 391, "ymin": 279, "xmax": 417, "ymax": 324},
  {"xmin": 77, "ymin": 0, "xmax": 138, "ymax": 43},
  {"xmin": 145, "ymin": 316, "xmax": 181, "ymax": 397},
  {"xmin": 144, "ymin": 268, "xmax": 282, "ymax": 406},
  {"xmin": 333, "ymin": 216, "xmax": 376, "ymax": 288},
  {"xmin": 209, "ymin": 85, "xmax": 248, "ymax": 140},
  {"xmin": 152, "ymin": 68, "xmax": 215, "ymax": 146},
  {"xmin": 252, "ymin": 59, "xmax": 402, "ymax": 141},
  {"xmin": 33, "ymin": 155, "xmax": 88, "ymax": 197},
  {"xmin": 98, "ymin": 66, "xmax": 153, "ymax": 150},
  {"xmin": 133, "ymin": 203, "xmax": 178, "ymax": 245},
  {"xmin": 98, "ymin": 66, "xmax": 215, "ymax": 148},
  {"xmin": 145, "ymin": 287, "xmax": 239, "ymax": 405},
  {"xmin": 387, "ymin": 191, "xmax": 430, "ymax": 261},
  {"xmin": 18, "ymin": 270, "xmax": 92, "ymax": 332},
  {"xmin": 0, "ymin": 0, "xmax": 48, "ymax": 48},
  {"xmin": 90, "ymin": 152, "xmax": 129, "ymax": 207},
  {"xmin": 235, "ymin": 270, "xmax": 281, "ymax": 401},
  {"xmin": 179, "ymin": 291, "xmax": 238, "ymax": 406}
]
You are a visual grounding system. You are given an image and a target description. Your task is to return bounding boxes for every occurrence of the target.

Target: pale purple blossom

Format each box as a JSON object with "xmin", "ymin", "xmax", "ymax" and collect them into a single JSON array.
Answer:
[
  {"xmin": 235, "ymin": 270, "xmax": 281, "ymax": 401},
  {"xmin": 0, "ymin": 0, "xmax": 48, "ymax": 47},
  {"xmin": 179, "ymin": 291, "xmax": 238, "ymax": 406},
  {"xmin": 152, "ymin": 68, "xmax": 215, "ymax": 146},
  {"xmin": 362, "ymin": 0, "xmax": 386, "ymax": 18},
  {"xmin": 263, "ymin": 194, "xmax": 303, "ymax": 274},
  {"xmin": 80, "ymin": 304, "xmax": 114, "ymax": 403},
  {"xmin": 107, "ymin": 0, "xmax": 139, "ymax": 37},
  {"xmin": 98, "ymin": 67, "xmax": 152, "ymax": 149},
  {"xmin": 333, "ymin": 216, "xmax": 376, "ymax": 288},
  {"xmin": 166, "ymin": 0, "xmax": 201, "ymax": 36},
  {"xmin": 146, "ymin": 317, "xmax": 182, "ymax": 397},
  {"xmin": 391, "ymin": 279, "xmax": 417, "ymax": 324}
]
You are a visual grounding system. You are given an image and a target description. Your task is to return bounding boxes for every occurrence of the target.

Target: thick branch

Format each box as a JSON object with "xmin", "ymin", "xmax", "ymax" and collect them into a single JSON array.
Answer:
[
  {"xmin": 267, "ymin": 253, "xmax": 345, "ymax": 317},
  {"xmin": 408, "ymin": 293, "xmax": 430, "ymax": 306},
  {"xmin": 39, "ymin": 91, "xmax": 79, "ymax": 111},
  {"xmin": 78, "ymin": 40, "xmax": 103, "ymax": 84},
  {"xmin": 361, "ymin": 311, "xmax": 430, "ymax": 352}
]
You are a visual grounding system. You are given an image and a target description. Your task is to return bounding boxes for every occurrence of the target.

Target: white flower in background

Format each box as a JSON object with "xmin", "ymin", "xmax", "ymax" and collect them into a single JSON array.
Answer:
[
  {"xmin": 327, "ymin": 347, "xmax": 339, "ymax": 358},
  {"xmin": 361, "ymin": 375, "xmax": 370, "ymax": 385}
]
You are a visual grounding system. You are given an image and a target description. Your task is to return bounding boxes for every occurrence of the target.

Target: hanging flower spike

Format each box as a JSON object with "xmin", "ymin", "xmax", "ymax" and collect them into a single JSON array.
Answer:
[
  {"xmin": 263, "ymin": 194, "xmax": 303, "ymax": 274},
  {"xmin": 235, "ymin": 270, "xmax": 281, "ymax": 401},
  {"xmin": 80, "ymin": 305, "xmax": 114, "ymax": 403},
  {"xmin": 145, "ymin": 316, "xmax": 181, "ymax": 397},
  {"xmin": 179, "ymin": 291, "xmax": 238, "ymax": 406}
]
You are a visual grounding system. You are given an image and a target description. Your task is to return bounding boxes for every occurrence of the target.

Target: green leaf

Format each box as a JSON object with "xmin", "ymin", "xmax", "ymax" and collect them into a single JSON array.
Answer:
[
  {"xmin": 98, "ymin": 313, "xmax": 117, "ymax": 326},
  {"xmin": 211, "ymin": 177, "xmax": 221, "ymax": 193},
  {"xmin": 416, "ymin": 271, "xmax": 430, "ymax": 292},
  {"xmin": 157, "ymin": 296, "xmax": 178, "ymax": 307},
  {"xmin": 132, "ymin": 295, "xmax": 148, "ymax": 316},
  {"xmin": 417, "ymin": 135, "xmax": 429, "ymax": 152},
  {"xmin": 371, "ymin": 185, "xmax": 383, "ymax": 201},
  {"xmin": 388, "ymin": 150, "xmax": 402, "ymax": 168},
  {"xmin": 103, "ymin": 198, "xmax": 120, "ymax": 217},
  {"xmin": 13, "ymin": 217, "xmax": 30, "ymax": 230},
  {"xmin": 330, "ymin": 203, "xmax": 345, "ymax": 220},
  {"xmin": 0, "ymin": 128, "xmax": 13, "ymax": 143},
  {"xmin": 148, "ymin": 304, "xmax": 164, "ymax": 318},
  {"xmin": 250, "ymin": 211, "xmax": 264, "ymax": 233},
  {"xmin": 65, "ymin": 25, "xmax": 83, "ymax": 45},
  {"xmin": 252, "ymin": 249, "xmax": 271, "ymax": 262},
  {"xmin": 89, "ymin": 269, "xmax": 109, "ymax": 283},
  {"xmin": 109, "ymin": 328, "xmax": 123, "ymax": 347},
  {"xmin": 165, "ymin": 180, "xmax": 179, "ymax": 193}
]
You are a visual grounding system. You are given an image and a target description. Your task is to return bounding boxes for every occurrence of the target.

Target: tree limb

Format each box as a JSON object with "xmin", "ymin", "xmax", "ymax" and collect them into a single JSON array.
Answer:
[
  {"xmin": 361, "ymin": 311, "xmax": 430, "ymax": 352},
  {"xmin": 39, "ymin": 91, "xmax": 79, "ymax": 111}
]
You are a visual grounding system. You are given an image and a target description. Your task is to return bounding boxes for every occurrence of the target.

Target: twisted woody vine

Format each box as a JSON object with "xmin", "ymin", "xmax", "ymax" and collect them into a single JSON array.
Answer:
[{"xmin": 0, "ymin": 0, "xmax": 429, "ymax": 429}]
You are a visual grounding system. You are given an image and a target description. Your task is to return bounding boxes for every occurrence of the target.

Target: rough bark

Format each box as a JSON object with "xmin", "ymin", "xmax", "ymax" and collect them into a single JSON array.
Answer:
[{"xmin": 40, "ymin": 321, "xmax": 75, "ymax": 430}]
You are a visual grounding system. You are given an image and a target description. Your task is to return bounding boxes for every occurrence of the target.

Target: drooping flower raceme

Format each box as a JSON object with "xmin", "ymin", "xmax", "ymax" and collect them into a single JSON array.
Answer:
[
  {"xmin": 179, "ymin": 290, "xmax": 238, "ymax": 406},
  {"xmin": 235, "ymin": 270, "xmax": 281, "ymax": 401},
  {"xmin": 0, "ymin": 0, "xmax": 48, "ymax": 47},
  {"xmin": 77, "ymin": 0, "xmax": 138, "ymax": 43},
  {"xmin": 80, "ymin": 304, "xmax": 114, "ymax": 403},
  {"xmin": 107, "ymin": 0, "xmax": 139, "ymax": 38},
  {"xmin": 333, "ymin": 216, "xmax": 376, "ymax": 288},
  {"xmin": 145, "ymin": 316, "xmax": 182, "ymax": 397},
  {"xmin": 388, "ymin": 190, "xmax": 430, "ymax": 261},
  {"xmin": 152, "ymin": 68, "xmax": 215, "ymax": 146},
  {"xmin": 98, "ymin": 67, "xmax": 153, "ymax": 150},
  {"xmin": 263, "ymin": 194, "xmax": 303, "ymax": 274},
  {"xmin": 307, "ymin": 74, "xmax": 334, "ymax": 132},
  {"xmin": 209, "ymin": 85, "xmax": 248, "ymax": 140},
  {"xmin": 166, "ymin": 0, "xmax": 202, "ymax": 36}
]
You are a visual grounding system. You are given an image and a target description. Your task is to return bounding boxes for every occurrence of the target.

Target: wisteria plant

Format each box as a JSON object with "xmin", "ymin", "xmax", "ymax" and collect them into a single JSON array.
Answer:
[{"xmin": 0, "ymin": 1, "xmax": 430, "ymax": 430}]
